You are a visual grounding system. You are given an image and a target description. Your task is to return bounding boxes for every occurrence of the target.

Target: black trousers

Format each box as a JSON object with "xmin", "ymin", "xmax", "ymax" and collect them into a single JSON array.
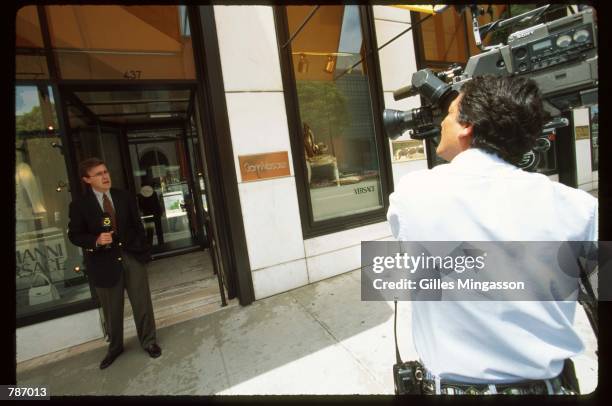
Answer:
[{"xmin": 96, "ymin": 252, "xmax": 157, "ymax": 355}]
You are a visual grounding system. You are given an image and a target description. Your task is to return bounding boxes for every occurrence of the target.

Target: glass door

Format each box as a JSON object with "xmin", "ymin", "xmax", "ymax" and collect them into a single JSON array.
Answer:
[
  {"xmin": 128, "ymin": 129, "xmax": 203, "ymax": 252},
  {"xmin": 188, "ymin": 93, "xmax": 228, "ymax": 304},
  {"xmin": 186, "ymin": 115, "xmax": 209, "ymax": 245}
]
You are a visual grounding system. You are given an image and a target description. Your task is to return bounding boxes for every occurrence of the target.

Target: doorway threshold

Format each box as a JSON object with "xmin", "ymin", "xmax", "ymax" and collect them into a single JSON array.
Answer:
[
  {"xmin": 123, "ymin": 276, "xmax": 233, "ymax": 337},
  {"xmin": 151, "ymin": 245, "xmax": 204, "ymax": 260}
]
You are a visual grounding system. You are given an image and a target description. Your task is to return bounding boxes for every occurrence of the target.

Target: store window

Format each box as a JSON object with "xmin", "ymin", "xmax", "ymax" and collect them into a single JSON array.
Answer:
[
  {"xmin": 16, "ymin": 6, "xmax": 49, "ymax": 79},
  {"xmin": 417, "ymin": 7, "xmax": 471, "ymax": 66},
  {"xmin": 45, "ymin": 5, "xmax": 195, "ymax": 80},
  {"xmin": 16, "ymin": 85, "xmax": 91, "ymax": 320},
  {"xmin": 282, "ymin": 6, "xmax": 386, "ymax": 224}
]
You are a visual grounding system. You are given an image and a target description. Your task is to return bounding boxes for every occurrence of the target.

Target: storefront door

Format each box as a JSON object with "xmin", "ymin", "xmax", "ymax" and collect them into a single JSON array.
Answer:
[
  {"xmin": 62, "ymin": 85, "xmax": 208, "ymax": 255},
  {"xmin": 127, "ymin": 127, "xmax": 206, "ymax": 253}
]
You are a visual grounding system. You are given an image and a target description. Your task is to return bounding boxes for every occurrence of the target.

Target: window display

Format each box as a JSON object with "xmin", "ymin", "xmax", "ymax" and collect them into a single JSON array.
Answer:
[
  {"xmin": 287, "ymin": 5, "xmax": 384, "ymax": 222},
  {"xmin": 15, "ymin": 85, "xmax": 91, "ymax": 319},
  {"xmin": 45, "ymin": 5, "xmax": 195, "ymax": 80},
  {"xmin": 392, "ymin": 140, "xmax": 426, "ymax": 162}
]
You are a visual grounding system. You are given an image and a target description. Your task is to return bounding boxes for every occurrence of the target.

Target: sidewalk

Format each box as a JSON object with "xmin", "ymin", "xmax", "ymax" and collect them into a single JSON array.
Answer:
[{"xmin": 16, "ymin": 269, "xmax": 598, "ymax": 395}]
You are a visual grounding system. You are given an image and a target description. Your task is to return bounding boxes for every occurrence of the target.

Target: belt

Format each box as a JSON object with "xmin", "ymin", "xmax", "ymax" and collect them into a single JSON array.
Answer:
[{"xmin": 420, "ymin": 368, "xmax": 575, "ymax": 395}]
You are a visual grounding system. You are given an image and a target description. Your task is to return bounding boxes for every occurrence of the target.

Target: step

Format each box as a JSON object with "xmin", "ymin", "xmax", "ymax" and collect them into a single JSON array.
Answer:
[
  {"xmin": 122, "ymin": 295, "xmax": 234, "ymax": 339},
  {"xmin": 17, "ymin": 297, "xmax": 239, "ymax": 375},
  {"xmin": 123, "ymin": 277, "xmax": 221, "ymax": 318}
]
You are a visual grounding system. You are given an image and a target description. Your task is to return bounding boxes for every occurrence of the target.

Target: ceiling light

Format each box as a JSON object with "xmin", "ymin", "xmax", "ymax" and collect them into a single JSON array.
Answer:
[{"xmin": 149, "ymin": 113, "xmax": 173, "ymax": 118}]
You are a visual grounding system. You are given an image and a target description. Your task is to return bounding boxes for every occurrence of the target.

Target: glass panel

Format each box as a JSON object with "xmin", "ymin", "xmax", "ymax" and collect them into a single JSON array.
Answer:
[
  {"xmin": 418, "ymin": 6, "xmax": 508, "ymax": 65},
  {"xmin": 419, "ymin": 8, "xmax": 470, "ymax": 64},
  {"xmin": 46, "ymin": 5, "xmax": 195, "ymax": 80},
  {"xmin": 16, "ymin": 6, "xmax": 44, "ymax": 48},
  {"xmin": 15, "ymin": 85, "xmax": 91, "ymax": 318},
  {"xmin": 128, "ymin": 130, "xmax": 197, "ymax": 250},
  {"xmin": 590, "ymin": 105, "xmax": 598, "ymax": 171},
  {"xmin": 185, "ymin": 111, "xmax": 208, "ymax": 245},
  {"xmin": 188, "ymin": 114, "xmax": 208, "ymax": 214},
  {"xmin": 70, "ymin": 126, "xmax": 127, "ymax": 191},
  {"xmin": 287, "ymin": 5, "xmax": 383, "ymax": 221},
  {"xmin": 16, "ymin": 6, "xmax": 49, "ymax": 79},
  {"xmin": 16, "ymin": 54, "xmax": 50, "ymax": 80},
  {"xmin": 73, "ymin": 89, "xmax": 190, "ymax": 125}
]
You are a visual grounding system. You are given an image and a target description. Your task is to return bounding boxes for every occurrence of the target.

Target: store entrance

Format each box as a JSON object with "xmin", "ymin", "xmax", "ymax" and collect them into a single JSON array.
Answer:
[
  {"xmin": 128, "ymin": 127, "xmax": 203, "ymax": 254},
  {"xmin": 63, "ymin": 85, "xmax": 208, "ymax": 255},
  {"xmin": 61, "ymin": 83, "xmax": 229, "ymax": 322}
]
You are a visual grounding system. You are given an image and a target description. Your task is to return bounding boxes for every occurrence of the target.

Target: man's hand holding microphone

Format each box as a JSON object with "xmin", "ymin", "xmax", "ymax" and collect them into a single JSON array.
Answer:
[{"xmin": 97, "ymin": 212, "xmax": 114, "ymax": 249}]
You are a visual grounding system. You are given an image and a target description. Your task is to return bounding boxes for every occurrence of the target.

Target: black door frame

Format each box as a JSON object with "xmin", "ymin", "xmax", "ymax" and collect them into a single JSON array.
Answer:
[{"xmin": 189, "ymin": 6, "xmax": 255, "ymax": 305}]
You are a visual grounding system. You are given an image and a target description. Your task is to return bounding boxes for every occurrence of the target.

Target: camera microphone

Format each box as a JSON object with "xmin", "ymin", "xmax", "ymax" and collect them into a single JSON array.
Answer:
[{"xmin": 393, "ymin": 85, "xmax": 418, "ymax": 101}]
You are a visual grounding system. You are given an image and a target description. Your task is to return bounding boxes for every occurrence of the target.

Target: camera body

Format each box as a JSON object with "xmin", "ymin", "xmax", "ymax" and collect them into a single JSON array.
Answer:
[
  {"xmin": 383, "ymin": 6, "xmax": 598, "ymax": 170},
  {"xmin": 393, "ymin": 360, "xmax": 424, "ymax": 395},
  {"xmin": 458, "ymin": 7, "xmax": 597, "ymax": 112}
]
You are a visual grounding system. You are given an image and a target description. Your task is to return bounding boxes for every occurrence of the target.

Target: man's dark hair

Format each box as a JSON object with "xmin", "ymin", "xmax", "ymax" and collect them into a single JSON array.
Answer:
[
  {"xmin": 457, "ymin": 75, "xmax": 547, "ymax": 164},
  {"xmin": 78, "ymin": 157, "xmax": 106, "ymax": 179}
]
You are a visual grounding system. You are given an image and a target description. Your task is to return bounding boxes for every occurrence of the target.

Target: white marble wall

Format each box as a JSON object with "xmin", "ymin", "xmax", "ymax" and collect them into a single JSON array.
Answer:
[
  {"xmin": 17, "ymin": 309, "xmax": 104, "ymax": 363},
  {"xmin": 214, "ymin": 6, "xmax": 308, "ymax": 299},
  {"xmin": 573, "ymin": 107, "xmax": 597, "ymax": 191},
  {"xmin": 304, "ymin": 222, "xmax": 392, "ymax": 283}
]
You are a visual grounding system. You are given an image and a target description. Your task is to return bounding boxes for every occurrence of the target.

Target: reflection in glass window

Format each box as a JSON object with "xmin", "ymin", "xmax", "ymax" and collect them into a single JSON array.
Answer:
[
  {"xmin": 417, "ymin": 6, "xmax": 508, "ymax": 67},
  {"xmin": 45, "ymin": 5, "xmax": 195, "ymax": 80},
  {"xmin": 16, "ymin": 6, "xmax": 49, "ymax": 79},
  {"xmin": 16, "ymin": 5, "xmax": 44, "ymax": 48},
  {"xmin": 287, "ymin": 5, "xmax": 384, "ymax": 222},
  {"xmin": 15, "ymin": 86, "xmax": 91, "ymax": 319},
  {"xmin": 418, "ymin": 7, "xmax": 471, "ymax": 65}
]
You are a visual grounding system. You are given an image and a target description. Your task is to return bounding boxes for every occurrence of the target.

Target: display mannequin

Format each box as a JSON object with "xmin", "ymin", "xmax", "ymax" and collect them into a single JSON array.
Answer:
[{"xmin": 15, "ymin": 152, "xmax": 47, "ymax": 234}]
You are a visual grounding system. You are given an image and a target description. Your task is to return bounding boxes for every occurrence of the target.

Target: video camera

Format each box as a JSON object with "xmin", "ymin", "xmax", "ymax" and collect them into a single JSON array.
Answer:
[{"xmin": 383, "ymin": 5, "xmax": 598, "ymax": 170}]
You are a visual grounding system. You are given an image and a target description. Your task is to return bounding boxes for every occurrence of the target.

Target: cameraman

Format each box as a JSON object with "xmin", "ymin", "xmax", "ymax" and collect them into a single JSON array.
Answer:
[{"xmin": 387, "ymin": 75, "xmax": 597, "ymax": 394}]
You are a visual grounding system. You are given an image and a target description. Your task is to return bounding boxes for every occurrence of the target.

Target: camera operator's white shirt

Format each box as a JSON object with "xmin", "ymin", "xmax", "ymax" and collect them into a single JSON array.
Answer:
[{"xmin": 387, "ymin": 148, "xmax": 598, "ymax": 383}]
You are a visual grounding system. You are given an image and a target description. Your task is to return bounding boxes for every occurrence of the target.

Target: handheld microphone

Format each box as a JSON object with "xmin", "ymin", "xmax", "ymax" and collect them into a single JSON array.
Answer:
[{"xmin": 101, "ymin": 212, "xmax": 113, "ymax": 248}]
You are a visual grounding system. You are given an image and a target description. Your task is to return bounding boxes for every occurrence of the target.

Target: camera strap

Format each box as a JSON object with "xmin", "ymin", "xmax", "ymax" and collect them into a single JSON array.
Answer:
[{"xmin": 394, "ymin": 300, "xmax": 403, "ymax": 365}]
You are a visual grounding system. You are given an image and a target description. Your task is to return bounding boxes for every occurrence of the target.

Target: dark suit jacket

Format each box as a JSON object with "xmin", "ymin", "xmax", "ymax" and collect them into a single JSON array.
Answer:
[{"xmin": 68, "ymin": 187, "xmax": 152, "ymax": 288}]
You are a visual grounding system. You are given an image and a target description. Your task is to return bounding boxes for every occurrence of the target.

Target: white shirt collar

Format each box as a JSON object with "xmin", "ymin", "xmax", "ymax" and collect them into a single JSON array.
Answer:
[
  {"xmin": 450, "ymin": 148, "xmax": 517, "ymax": 172},
  {"xmin": 92, "ymin": 188, "xmax": 110, "ymax": 199}
]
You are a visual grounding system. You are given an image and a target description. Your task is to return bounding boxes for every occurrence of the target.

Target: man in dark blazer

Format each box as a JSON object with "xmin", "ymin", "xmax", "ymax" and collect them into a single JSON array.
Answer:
[{"xmin": 68, "ymin": 157, "xmax": 162, "ymax": 369}]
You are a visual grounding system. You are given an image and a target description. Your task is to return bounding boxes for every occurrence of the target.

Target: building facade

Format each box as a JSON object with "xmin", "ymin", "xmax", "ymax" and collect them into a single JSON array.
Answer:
[{"xmin": 14, "ymin": 5, "xmax": 598, "ymax": 362}]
